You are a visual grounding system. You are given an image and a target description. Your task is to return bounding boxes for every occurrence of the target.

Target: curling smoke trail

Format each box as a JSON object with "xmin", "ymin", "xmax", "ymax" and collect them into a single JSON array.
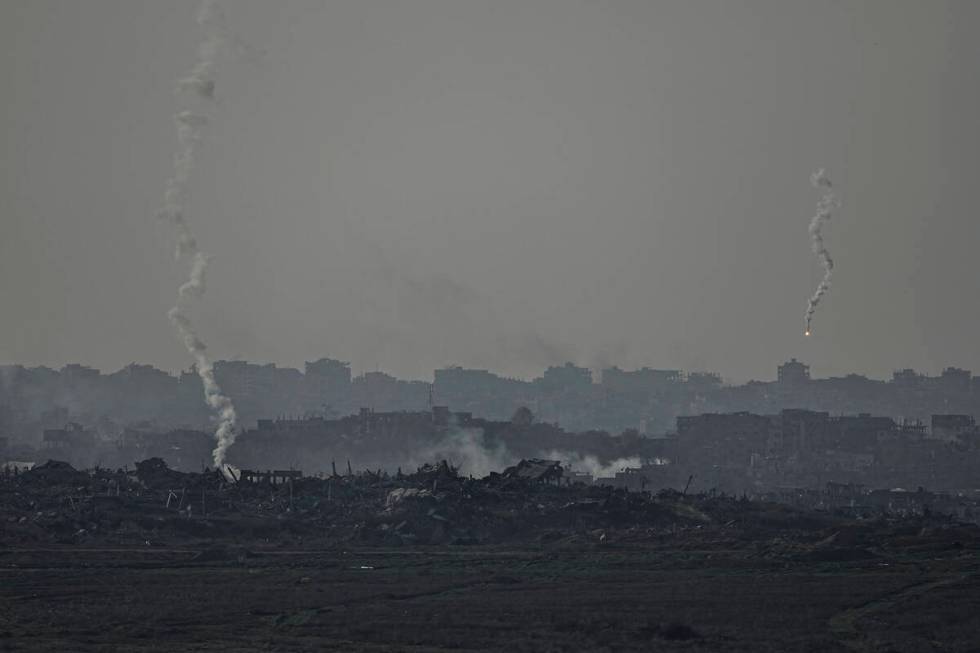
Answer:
[
  {"xmin": 159, "ymin": 0, "xmax": 238, "ymax": 467},
  {"xmin": 803, "ymin": 169, "xmax": 839, "ymax": 336}
]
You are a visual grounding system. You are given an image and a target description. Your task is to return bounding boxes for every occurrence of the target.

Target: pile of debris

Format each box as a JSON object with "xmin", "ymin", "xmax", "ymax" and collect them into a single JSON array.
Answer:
[{"xmin": 2, "ymin": 458, "xmax": 978, "ymax": 556}]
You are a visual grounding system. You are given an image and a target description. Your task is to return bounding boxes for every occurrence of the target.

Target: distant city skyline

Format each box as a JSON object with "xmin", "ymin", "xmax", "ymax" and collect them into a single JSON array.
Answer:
[{"xmin": 2, "ymin": 354, "xmax": 975, "ymax": 385}]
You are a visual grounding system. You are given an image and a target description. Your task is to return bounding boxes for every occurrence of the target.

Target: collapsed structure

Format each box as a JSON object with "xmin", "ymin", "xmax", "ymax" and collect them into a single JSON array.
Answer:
[
  {"xmin": 6, "ymin": 402, "xmax": 980, "ymax": 502},
  {"xmin": 3, "ymin": 456, "xmax": 978, "ymax": 553},
  {"xmin": 4, "ymin": 357, "xmax": 980, "ymax": 499}
]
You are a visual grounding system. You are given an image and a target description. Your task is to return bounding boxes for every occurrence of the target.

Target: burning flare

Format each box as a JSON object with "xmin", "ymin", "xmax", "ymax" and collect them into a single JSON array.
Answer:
[
  {"xmin": 158, "ymin": 0, "xmax": 239, "ymax": 467},
  {"xmin": 803, "ymin": 169, "xmax": 839, "ymax": 336}
]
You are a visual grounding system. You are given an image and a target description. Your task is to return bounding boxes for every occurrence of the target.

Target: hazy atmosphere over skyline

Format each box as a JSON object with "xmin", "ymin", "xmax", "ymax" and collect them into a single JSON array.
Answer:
[{"xmin": 2, "ymin": 0, "xmax": 979, "ymax": 382}]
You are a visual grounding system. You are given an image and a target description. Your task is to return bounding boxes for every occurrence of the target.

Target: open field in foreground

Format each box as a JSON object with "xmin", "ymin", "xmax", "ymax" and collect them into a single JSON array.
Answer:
[{"xmin": 1, "ymin": 543, "xmax": 978, "ymax": 652}]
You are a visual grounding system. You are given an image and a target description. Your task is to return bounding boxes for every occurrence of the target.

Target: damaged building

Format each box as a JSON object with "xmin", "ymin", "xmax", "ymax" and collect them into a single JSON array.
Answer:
[{"xmin": 660, "ymin": 409, "xmax": 980, "ymax": 493}]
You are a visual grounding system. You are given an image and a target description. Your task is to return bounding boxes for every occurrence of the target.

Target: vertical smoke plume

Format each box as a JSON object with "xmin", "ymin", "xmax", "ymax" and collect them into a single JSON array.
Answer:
[
  {"xmin": 803, "ymin": 169, "xmax": 839, "ymax": 336},
  {"xmin": 158, "ymin": 0, "xmax": 238, "ymax": 467}
]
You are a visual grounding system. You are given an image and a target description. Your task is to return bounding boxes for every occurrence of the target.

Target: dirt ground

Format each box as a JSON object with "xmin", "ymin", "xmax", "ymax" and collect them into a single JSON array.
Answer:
[
  {"xmin": 1, "ymin": 543, "xmax": 978, "ymax": 652},
  {"xmin": 3, "ymin": 461, "xmax": 979, "ymax": 651}
]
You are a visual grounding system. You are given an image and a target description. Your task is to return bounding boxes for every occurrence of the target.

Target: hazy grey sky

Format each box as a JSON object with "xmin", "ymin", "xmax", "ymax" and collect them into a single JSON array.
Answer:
[{"xmin": 2, "ymin": 0, "xmax": 978, "ymax": 382}]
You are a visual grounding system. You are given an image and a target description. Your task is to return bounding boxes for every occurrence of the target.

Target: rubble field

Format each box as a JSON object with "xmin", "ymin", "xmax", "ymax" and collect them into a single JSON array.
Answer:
[{"xmin": 2, "ymin": 459, "xmax": 979, "ymax": 651}]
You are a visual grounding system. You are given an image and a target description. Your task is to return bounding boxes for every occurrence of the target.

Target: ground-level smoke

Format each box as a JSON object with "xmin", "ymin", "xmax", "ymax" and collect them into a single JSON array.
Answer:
[
  {"xmin": 158, "ymin": 0, "xmax": 238, "ymax": 467},
  {"xmin": 803, "ymin": 169, "xmax": 839, "ymax": 336},
  {"xmin": 541, "ymin": 451, "xmax": 643, "ymax": 480}
]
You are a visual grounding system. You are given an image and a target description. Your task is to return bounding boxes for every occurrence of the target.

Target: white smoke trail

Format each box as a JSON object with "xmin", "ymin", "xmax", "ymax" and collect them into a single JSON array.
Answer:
[
  {"xmin": 803, "ymin": 169, "xmax": 839, "ymax": 336},
  {"xmin": 176, "ymin": 0, "xmax": 225, "ymax": 99},
  {"xmin": 159, "ymin": 0, "xmax": 238, "ymax": 467}
]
